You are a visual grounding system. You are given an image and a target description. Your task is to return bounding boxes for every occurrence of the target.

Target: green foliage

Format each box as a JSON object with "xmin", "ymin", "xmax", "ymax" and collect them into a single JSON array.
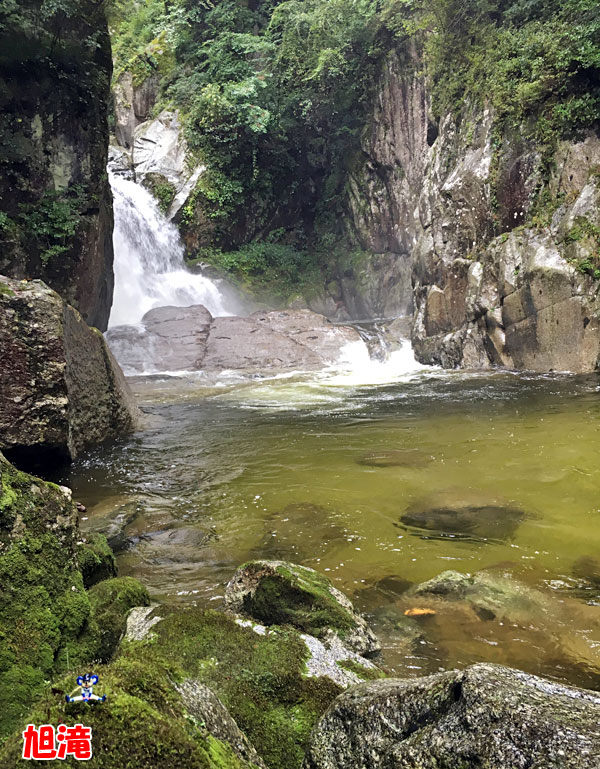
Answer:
[
  {"xmin": 194, "ymin": 242, "xmax": 320, "ymax": 303},
  {"xmin": 144, "ymin": 173, "xmax": 176, "ymax": 214},
  {"xmin": 564, "ymin": 215, "xmax": 600, "ymax": 279},
  {"xmin": 19, "ymin": 187, "xmax": 87, "ymax": 265},
  {"xmin": 110, "ymin": 0, "xmax": 600, "ymax": 290},
  {"xmin": 391, "ymin": 0, "xmax": 600, "ymax": 146}
]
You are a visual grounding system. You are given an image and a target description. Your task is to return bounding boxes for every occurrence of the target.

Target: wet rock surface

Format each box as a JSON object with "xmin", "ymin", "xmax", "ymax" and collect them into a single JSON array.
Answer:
[
  {"xmin": 0, "ymin": 276, "xmax": 138, "ymax": 464},
  {"xmin": 303, "ymin": 663, "xmax": 600, "ymax": 769},
  {"xmin": 225, "ymin": 560, "xmax": 381, "ymax": 657},
  {"xmin": 399, "ymin": 488, "xmax": 526, "ymax": 541},
  {"xmin": 107, "ymin": 305, "xmax": 362, "ymax": 374}
]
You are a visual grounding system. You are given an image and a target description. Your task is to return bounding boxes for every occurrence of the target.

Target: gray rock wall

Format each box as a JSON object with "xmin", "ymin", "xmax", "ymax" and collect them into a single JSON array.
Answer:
[
  {"xmin": 0, "ymin": 0, "xmax": 114, "ymax": 331},
  {"xmin": 348, "ymin": 49, "xmax": 600, "ymax": 372}
]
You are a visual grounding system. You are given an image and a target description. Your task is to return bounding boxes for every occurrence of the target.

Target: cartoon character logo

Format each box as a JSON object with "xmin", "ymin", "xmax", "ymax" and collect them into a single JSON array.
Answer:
[{"xmin": 65, "ymin": 673, "xmax": 106, "ymax": 704}]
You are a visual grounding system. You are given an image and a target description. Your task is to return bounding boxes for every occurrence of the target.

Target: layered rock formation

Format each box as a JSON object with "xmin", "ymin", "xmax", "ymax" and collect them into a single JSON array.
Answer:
[
  {"xmin": 0, "ymin": 276, "xmax": 138, "ymax": 465},
  {"xmin": 348, "ymin": 51, "xmax": 600, "ymax": 372},
  {"xmin": 106, "ymin": 306, "xmax": 362, "ymax": 374},
  {"xmin": 0, "ymin": 0, "xmax": 114, "ymax": 330}
]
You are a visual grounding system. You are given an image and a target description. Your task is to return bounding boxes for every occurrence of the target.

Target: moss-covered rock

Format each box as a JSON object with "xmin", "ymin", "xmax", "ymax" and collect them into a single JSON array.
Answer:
[
  {"xmin": 225, "ymin": 561, "xmax": 380, "ymax": 657},
  {"xmin": 77, "ymin": 533, "xmax": 117, "ymax": 588},
  {"xmin": 0, "ymin": 650, "xmax": 261, "ymax": 768},
  {"xmin": 0, "ymin": 454, "xmax": 147, "ymax": 742},
  {"xmin": 65, "ymin": 577, "xmax": 150, "ymax": 667},
  {"xmin": 123, "ymin": 606, "xmax": 344, "ymax": 769}
]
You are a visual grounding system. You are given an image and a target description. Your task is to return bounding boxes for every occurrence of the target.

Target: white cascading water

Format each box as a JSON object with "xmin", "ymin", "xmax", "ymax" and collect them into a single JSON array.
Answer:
[{"xmin": 108, "ymin": 172, "xmax": 236, "ymax": 327}]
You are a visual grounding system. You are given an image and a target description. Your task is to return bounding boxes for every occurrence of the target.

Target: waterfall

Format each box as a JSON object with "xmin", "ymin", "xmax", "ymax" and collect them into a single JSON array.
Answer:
[{"xmin": 108, "ymin": 172, "xmax": 237, "ymax": 327}]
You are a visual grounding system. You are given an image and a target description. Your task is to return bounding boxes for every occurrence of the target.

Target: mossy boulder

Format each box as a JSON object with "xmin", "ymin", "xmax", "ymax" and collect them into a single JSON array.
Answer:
[
  {"xmin": 225, "ymin": 561, "xmax": 380, "ymax": 657},
  {"xmin": 304, "ymin": 663, "xmax": 600, "ymax": 769},
  {"xmin": 0, "ymin": 454, "xmax": 146, "ymax": 742},
  {"xmin": 121, "ymin": 602, "xmax": 382, "ymax": 769},
  {"xmin": 0, "ymin": 648, "xmax": 262, "ymax": 769},
  {"xmin": 77, "ymin": 533, "xmax": 117, "ymax": 588}
]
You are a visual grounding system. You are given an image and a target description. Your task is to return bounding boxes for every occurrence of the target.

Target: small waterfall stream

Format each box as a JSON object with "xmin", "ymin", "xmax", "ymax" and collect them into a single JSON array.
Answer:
[{"xmin": 108, "ymin": 173, "xmax": 237, "ymax": 327}]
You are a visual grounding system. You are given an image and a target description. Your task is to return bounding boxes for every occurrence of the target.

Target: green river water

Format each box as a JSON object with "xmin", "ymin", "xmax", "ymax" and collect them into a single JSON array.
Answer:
[{"xmin": 57, "ymin": 356, "xmax": 600, "ymax": 690}]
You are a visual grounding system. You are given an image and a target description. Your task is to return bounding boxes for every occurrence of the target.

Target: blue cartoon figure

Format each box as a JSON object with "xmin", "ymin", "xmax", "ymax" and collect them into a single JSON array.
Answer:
[{"xmin": 65, "ymin": 673, "xmax": 107, "ymax": 704}]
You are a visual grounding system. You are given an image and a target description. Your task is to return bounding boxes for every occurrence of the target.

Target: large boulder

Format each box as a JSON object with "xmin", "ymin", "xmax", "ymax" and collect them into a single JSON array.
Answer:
[
  {"xmin": 117, "ymin": 602, "xmax": 381, "ymax": 769},
  {"xmin": 0, "ymin": 276, "xmax": 138, "ymax": 464},
  {"xmin": 304, "ymin": 663, "xmax": 600, "ymax": 769},
  {"xmin": 106, "ymin": 305, "xmax": 363, "ymax": 374},
  {"xmin": 225, "ymin": 560, "xmax": 380, "ymax": 657},
  {"xmin": 0, "ymin": 0, "xmax": 114, "ymax": 330}
]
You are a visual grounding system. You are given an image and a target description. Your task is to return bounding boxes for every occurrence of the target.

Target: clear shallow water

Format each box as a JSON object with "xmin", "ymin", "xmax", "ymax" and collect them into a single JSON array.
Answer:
[{"xmin": 58, "ymin": 365, "xmax": 600, "ymax": 689}]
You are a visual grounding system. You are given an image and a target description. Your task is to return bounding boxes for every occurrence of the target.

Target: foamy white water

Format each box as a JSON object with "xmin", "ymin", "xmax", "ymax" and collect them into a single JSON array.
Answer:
[
  {"xmin": 322, "ymin": 338, "xmax": 429, "ymax": 386},
  {"xmin": 109, "ymin": 173, "xmax": 237, "ymax": 326}
]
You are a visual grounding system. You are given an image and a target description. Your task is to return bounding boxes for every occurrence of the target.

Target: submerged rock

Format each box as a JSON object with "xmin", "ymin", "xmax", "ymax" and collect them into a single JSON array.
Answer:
[
  {"xmin": 303, "ymin": 663, "xmax": 600, "ymax": 769},
  {"xmin": 399, "ymin": 488, "xmax": 526, "ymax": 541},
  {"xmin": 358, "ymin": 449, "xmax": 432, "ymax": 468},
  {"xmin": 255, "ymin": 502, "xmax": 351, "ymax": 562},
  {"xmin": 0, "ymin": 276, "xmax": 138, "ymax": 465},
  {"xmin": 225, "ymin": 560, "xmax": 380, "ymax": 657},
  {"xmin": 407, "ymin": 569, "xmax": 551, "ymax": 620},
  {"xmin": 573, "ymin": 555, "xmax": 600, "ymax": 588}
]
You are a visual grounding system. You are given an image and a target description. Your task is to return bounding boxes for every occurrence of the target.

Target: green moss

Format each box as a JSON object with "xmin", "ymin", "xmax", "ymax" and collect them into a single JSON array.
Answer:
[
  {"xmin": 336, "ymin": 658, "xmax": 385, "ymax": 681},
  {"xmin": 143, "ymin": 173, "xmax": 176, "ymax": 214},
  {"xmin": 128, "ymin": 606, "xmax": 342, "ymax": 769},
  {"xmin": 0, "ymin": 655, "xmax": 256, "ymax": 768},
  {"xmin": 240, "ymin": 562, "xmax": 355, "ymax": 640},
  {"xmin": 61, "ymin": 577, "xmax": 150, "ymax": 669},
  {"xmin": 0, "ymin": 458, "xmax": 148, "ymax": 743},
  {"xmin": 0, "ymin": 282, "xmax": 15, "ymax": 298},
  {"xmin": 77, "ymin": 533, "xmax": 117, "ymax": 588},
  {"xmin": 563, "ymin": 216, "xmax": 600, "ymax": 279}
]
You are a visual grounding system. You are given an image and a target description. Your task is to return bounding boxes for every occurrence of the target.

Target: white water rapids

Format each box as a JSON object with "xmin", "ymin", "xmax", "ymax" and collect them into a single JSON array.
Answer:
[
  {"xmin": 107, "ymin": 172, "xmax": 428, "ymax": 386},
  {"xmin": 108, "ymin": 172, "xmax": 237, "ymax": 326}
]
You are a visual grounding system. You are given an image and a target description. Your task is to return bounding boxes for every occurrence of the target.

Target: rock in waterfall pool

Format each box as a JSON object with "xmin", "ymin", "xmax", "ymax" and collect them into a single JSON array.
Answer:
[{"xmin": 56, "ymin": 360, "xmax": 600, "ymax": 690}]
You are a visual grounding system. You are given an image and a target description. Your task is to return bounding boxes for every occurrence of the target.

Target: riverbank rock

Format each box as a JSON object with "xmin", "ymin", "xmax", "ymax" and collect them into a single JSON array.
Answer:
[
  {"xmin": 399, "ymin": 488, "xmax": 526, "ymax": 541},
  {"xmin": 303, "ymin": 663, "xmax": 600, "ymax": 769},
  {"xmin": 0, "ymin": 0, "xmax": 114, "ymax": 330},
  {"xmin": 107, "ymin": 304, "xmax": 363, "ymax": 374},
  {"xmin": 0, "ymin": 453, "xmax": 148, "ymax": 740},
  {"xmin": 0, "ymin": 276, "xmax": 138, "ymax": 465},
  {"xmin": 225, "ymin": 560, "xmax": 380, "ymax": 657}
]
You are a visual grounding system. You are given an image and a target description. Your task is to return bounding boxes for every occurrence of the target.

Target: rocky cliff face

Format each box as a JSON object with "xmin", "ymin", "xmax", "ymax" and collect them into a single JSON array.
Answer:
[
  {"xmin": 0, "ymin": 1, "xmax": 114, "ymax": 331},
  {"xmin": 349, "ymin": 50, "xmax": 600, "ymax": 372}
]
